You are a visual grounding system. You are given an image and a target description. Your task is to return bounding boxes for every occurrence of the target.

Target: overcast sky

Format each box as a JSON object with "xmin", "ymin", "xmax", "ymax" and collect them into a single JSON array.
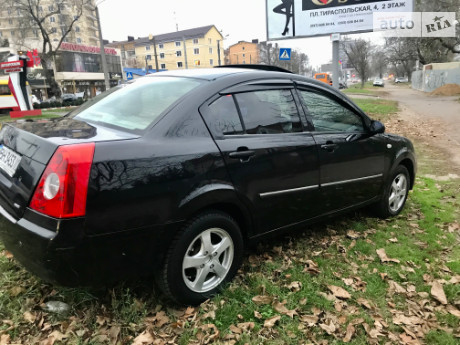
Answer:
[{"xmin": 98, "ymin": 0, "xmax": 378, "ymax": 68}]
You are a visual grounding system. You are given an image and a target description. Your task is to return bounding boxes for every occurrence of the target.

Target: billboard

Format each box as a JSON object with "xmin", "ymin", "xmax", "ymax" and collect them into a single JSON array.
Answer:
[{"xmin": 267, "ymin": 0, "xmax": 414, "ymax": 40}]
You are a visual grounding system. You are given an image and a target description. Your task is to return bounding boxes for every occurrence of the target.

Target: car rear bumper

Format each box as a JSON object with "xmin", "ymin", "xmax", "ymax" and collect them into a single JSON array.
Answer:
[{"xmin": 0, "ymin": 207, "xmax": 184, "ymax": 287}]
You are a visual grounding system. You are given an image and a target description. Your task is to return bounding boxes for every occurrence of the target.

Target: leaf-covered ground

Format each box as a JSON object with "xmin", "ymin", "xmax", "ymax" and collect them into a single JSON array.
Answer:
[{"xmin": 0, "ymin": 101, "xmax": 459, "ymax": 345}]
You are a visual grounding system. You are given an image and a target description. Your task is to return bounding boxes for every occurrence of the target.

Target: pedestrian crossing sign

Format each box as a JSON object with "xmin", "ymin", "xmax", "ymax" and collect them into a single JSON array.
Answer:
[
  {"xmin": 279, "ymin": 48, "xmax": 291, "ymax": 61},
  {"xmin": 126, "ymin": 72, "xmax": 133, "ymax": 80}
]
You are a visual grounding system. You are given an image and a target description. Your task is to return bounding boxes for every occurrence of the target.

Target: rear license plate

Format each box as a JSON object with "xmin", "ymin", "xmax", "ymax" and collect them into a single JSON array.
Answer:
[{"xmin": 0, "ymin": 145, "xmax": 21, "ymax": 177}]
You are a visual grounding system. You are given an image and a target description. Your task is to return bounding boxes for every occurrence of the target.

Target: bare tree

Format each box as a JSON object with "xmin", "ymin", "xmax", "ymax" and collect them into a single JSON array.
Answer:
[
  {"xmin": 2, "ymin": 0, "xmax": 94, "ymax": 96},
  {"xmin": 385, "ymin": 38, "xmax": 418, "ymax": 80},
  {"xmin": 342, "ymin": 39, "xmax": 373, "ymax": 88},
  {"xmin": 371, "ymin": 48, "xmax": 388, "ymax": 79}
]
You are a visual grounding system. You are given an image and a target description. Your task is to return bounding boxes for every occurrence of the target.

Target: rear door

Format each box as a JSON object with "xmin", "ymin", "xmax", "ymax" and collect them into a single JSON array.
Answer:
[
  {"xmin": 295, "ymin": 84, "xmax": 385, "ymax": 213},
  {"xmin": 200, "ymin": 80, "xmax": 320, "ymax": 235}
]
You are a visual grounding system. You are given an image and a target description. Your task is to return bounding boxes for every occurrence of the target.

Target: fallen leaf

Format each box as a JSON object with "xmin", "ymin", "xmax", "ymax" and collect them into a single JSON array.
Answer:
[
  {"xmin": 272, "ymin": 301, "xmax": 297, "ymax": 318},
  {"xmin": 132, "ymin": 331, "xmax": 154, "ymax": 345},
  {"xmin": 327, "ymin": 285, "xmax": 351, "ymax": 299},
  {"xmin": 299, "ymin": 315, "xmax": 318, "ymax": 326},
  {"xmin": 264, "ymin": 315, "xmax": 281, "ymax": 328},
  {"xmin": 431, "ymin": 281, "xmax": 447, "ymax": 305},
  {"xmin": 446, "ymin": 305, "xmax": 460, "ymax": 318},
  {"xmin": 357, "ymin": 298, "xmax": 372, "ymax": 309},
  {"xmin": 285, "ymin": 281, "xmax": 302, "ymax": 292},
  {"xmin": 376, "ymin": 248, "xmax": 400, "ymax": 264},
  {"xmin": 319, "ymin": 319, "xmax": 336, "ymax": 335},
  {"xmin": 252, "ymin": 295, "xmax": 273, "ymax": 305},
  {"xmin": 23, "ymin": 311, "xmax": 36, "ymax": 323},
  {"xmin": 346, "ymin": 230, "xmax": 360, "ymax": 239},
  {"xmin": 0, "ymin": 335, "xmax": 10, "ymax": 345},
  {"xmin": 343, "ymin": 324, "xmax": 355, "ymax": 342},
  {"xmin": 237, "ymin": 322, "xmax": 255, "ymax": 331},
  {"xmin": 254, "ymin": 311, "xmax": 262, "ymax": 319}
]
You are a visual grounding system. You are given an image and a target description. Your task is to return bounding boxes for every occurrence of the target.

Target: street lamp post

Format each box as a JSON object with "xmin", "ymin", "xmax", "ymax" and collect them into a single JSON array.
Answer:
[
  {"xmin": 95, "ymin": 4, "xmax": 110, "ymax": 91},
  {"xmin": 149, "ymin": 34, "xmax": 160, "ymax": 72}
]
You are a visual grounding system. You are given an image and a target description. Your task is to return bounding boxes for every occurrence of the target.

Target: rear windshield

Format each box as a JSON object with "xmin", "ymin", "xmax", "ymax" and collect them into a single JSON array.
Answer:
[
  {"xmin": 315, "ymin": 74, "xmax": 325, "ymax": 79},
  {"xmin": 69, "ymin": 77, "xmax": 202, "ymax": 132}
]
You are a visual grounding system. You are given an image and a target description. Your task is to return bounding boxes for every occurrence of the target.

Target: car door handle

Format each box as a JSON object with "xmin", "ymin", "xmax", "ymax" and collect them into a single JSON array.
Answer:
[
  {"xmin": 229, "ymin": 150, "xmax": 256, "ymax": 159},
  {"xmin": 321, "ymin": 142, "xmax": 338, "ymax": 152}
]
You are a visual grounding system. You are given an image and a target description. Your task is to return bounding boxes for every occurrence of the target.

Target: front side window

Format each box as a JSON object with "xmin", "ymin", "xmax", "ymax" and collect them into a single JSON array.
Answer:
[
  {"xmin": 234, "ymin": 90, "xmax": 302, "ymax": 135},
  {"xmin": 71, "ymin": 77, "xmax": 201, "ymax": 132},
  {"xmin": 299, "ymin": 90, "xmax": 364, "ymax": 132},
  {"xmin": 202, "ymin": 95, "xmax": 243, "ymax": 136}
]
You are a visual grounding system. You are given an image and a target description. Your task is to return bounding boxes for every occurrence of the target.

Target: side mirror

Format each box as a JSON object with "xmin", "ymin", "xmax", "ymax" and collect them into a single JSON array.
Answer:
[{"xmin": 369, "ymin": 120, "xmax": 385, "ymax": 134}]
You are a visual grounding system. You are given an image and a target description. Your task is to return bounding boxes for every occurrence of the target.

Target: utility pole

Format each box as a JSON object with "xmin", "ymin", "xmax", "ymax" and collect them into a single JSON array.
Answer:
[
  {"xmin": 95, "ymin": 5, "xmax": 110, "ymax": 91},
  {"xmin": 182, "ymin": 36, "xmax": 188, "ymax": 69},
  {"xmin": 217, "ymin": 40, "xmax": 221, "ymax": 66},
  {"xmin": 149, "ymin": 34, "xmax": 159, "ymax": 71},
  {"xmin": 331, "ymin": 33, "xmax": 340, "ymax": 89}
]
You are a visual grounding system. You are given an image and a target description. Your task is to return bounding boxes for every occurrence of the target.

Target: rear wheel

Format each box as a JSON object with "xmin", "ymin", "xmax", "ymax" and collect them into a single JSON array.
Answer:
[
  {"xmin": 373, "ymin": 165, "xmax": 410, "ymax": 218},
  {"xmin": 157, "ymin": 211, "xmax": 244, "ymax": 305}
]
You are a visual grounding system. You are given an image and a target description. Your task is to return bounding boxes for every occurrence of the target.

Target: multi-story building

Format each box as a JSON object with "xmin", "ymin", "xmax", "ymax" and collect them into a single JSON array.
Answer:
[
  {"xmin": 0, "ymin": 1, "xmax": 122, "ymax": 98},
  {"xmin": 226, "ymin": 40, "xmax": 260, "ymax": 65},
  {"xmin": 106, "ymin": 25, "xmax": 224, "ymax": 74},
  {"xmin": 0, "ymin": 0, "xmax": 100, "ymax": 51}
]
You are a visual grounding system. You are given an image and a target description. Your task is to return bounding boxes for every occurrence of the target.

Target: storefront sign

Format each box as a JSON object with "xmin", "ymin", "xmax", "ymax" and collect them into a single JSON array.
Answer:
[
  {"xmin": 0, "ymin": 60, "xmax": 24, "ymax": 69},
  {"xmin": 4, "ymin": 68, "xmax": 23, "ymax": 73},
  {"xmin": 60, "ymin": 42, "xmax": 117, "ymax": 56}
]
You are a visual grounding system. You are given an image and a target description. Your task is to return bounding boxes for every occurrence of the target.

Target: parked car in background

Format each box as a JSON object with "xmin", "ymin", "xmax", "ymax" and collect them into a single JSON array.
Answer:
[
  {"xmin": 0, "ymin": 66, "xmax": 416, "ymax": 305},
  {"xmin": 395, "ymin": 77, "xmax": 409, "ymax": 83},
  {"xmin": 373, "ymin": 78, "xmax": 385, "ymax": 87}
]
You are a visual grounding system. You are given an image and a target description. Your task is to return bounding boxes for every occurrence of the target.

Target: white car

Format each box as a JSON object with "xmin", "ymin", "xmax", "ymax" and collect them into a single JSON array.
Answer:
[
  {"xmin": 395, "ymin": 77, "xmax": 409, "ymax": 83},
  {"xmin": 373, "ymin": 78, "xmax": 384, "ymax": 87}
]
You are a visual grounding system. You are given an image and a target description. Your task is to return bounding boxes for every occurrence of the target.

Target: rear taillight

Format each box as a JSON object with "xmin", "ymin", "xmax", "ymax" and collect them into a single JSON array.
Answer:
[{"xmin": 30, "ymin": 143, "xmax": 95, "ymax": 218}]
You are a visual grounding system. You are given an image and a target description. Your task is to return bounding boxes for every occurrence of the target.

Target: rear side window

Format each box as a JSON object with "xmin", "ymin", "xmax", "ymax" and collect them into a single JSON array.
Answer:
[
  {"xmin": 299, "ymin": 90, "xmax": 364, "ymax": 132},
  {"xmin": 72, "ymin": 77, "xmax": 201, "ymax": 132},
  {"xmin": 0, "ymin": 85, "xmax": 11, "ymax": 96},
  {"xmin": 202, "ymin": 95, "xmax": 243, "ymax": 136},
  {"xmin": 234, "ymin": 90, "xmax": 302, "ymax": 134}
]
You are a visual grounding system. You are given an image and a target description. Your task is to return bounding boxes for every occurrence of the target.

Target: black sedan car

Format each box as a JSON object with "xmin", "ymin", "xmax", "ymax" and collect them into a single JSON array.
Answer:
[{"xmin": 0, "ymin": 67, "xmax": 416, "ymax": 305}]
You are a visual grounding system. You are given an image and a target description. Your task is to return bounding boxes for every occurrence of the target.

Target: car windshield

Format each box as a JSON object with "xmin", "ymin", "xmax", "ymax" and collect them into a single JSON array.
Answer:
[{"xmin": 69, "ymin": 77, "xmax": 202, "ymax": 132}]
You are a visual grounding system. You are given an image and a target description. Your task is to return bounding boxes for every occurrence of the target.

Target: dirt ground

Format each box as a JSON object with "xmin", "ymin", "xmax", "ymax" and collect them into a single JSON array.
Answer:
[{"xmin": 381, "ymin": 83, "xmax": 460, "ymax": 176}]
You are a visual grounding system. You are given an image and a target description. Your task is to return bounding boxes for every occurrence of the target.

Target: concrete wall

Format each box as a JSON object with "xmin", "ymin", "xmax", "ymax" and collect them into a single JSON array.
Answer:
[{"xmin": 412, "ymin": 68, "xmax": 460, "ymax": 92}]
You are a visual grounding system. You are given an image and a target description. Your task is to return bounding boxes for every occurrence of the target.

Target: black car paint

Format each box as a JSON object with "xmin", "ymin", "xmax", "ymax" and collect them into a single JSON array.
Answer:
[{"xmin": 0, "ymin": 69, "xmax": 416, "ymax": 286}]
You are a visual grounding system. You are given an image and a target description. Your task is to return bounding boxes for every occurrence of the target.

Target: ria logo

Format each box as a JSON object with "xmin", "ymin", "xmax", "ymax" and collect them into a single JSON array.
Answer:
[
  {"xmin": 312, "ymin": 0, "xmax": 333, "ymax": 5},
  {"xmin": 426, "ymin": 16, "xmax": 452, "ymax": 33}
]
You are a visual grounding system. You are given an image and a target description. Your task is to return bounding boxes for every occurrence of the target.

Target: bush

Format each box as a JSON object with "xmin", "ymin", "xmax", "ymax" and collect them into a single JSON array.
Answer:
[{"xmin": 41, "ymin": 102, "xmax": 50, "ymax": 109}]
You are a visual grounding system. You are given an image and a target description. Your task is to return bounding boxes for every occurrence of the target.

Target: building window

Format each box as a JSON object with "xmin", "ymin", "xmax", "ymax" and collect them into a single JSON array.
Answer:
[
  {"xmin": 75, "ymin": 26, "xmax": 80, "ymax": 32},
  {"xmin": 0, "ymin": 32, "xmax": 2, "ymax": 38},
  {"xmin": 145, "ymin": 45, "xmax": 150, "ymax": 51},
  {"xmin": 7, "ymin": 8, "xmax": 11, "ymax": 15},
  {"xmin": 51, "ymin": 27, "xmax": 57, "ymax": 33},
  {"xmin": 208, "ymin": 38, "xmax": 212, "ymax": 44},
  {"xmin": 160, "ymin": 63, "xmax": 166, "ymax": 69},
  {"xmin": 50, "ymin": 17, "xmax": 55, "ymax": 23},
  {"xmin": 177, "ymin": 61, "xmax": 183, "ymax": 68},
  {"xmin": 61, "ymin": 27, "xmax": 66, "ymax": 35},
  {"xmin": 48, "ymin": 5, "xmax": 54, "ymax": 11},
  {"xmin": 8, "ymin": 19, "xmax": 12, "ymax": 25},
  {"xmin": 146, "ymin": 55, "xmax": 151, "ymax": 60},
  {"xmin": 194, "ymin": 60, "xmax": 200, "ymax": 66},
  {"xmin": 10, "ymin": 31, "xmax": 14, "ymax": 36},
  {"xmin": 176, "ymin": 51, "xmax": 182, "ymax": 57},
  {"xmin": 33, "ymin": 29, "xmax": 38, "ymax": 37},
  {"xmin": 175, "ymin": 41, "xmax": 181, "ymax": 47},
  {"xmin": 210, "ymin": 59, "xmax": 214, "ymax": 66},
  {"xmin": 193, "ymin": 38, "xmax": 198, "ymax": 44},
  {"xmin": 209, "ymin": 47, "xmax": 213, "ymax": 54},
  {"xmin": 38, "ymin": 6, "xmax": 43, "ymax": 11},
  {"xmin": 160, "ymin": 53, "xmax": 165, "ymax": 59},
  {"xmin": 148, "ymin": 65, "xmax": 153, "ymax": 70},
  {"xmin": 194, "ymin": 48, "xmax": 199, "ymax": 55},
  {"xmin": 17, "ymin": 9, "xmax": 21, "ymax": 15},
  {"xmin": 242, "ymin": 46, "xmax": 245, "ymax": 50},
  {"xmin": 242, "ymin": 54, "xmax": 245, "ymax": 57},
  {"xmin": 159, "ymin": 43, "xmax": 164, "ymax": 49},
  {"xmin": 74, "ymin": 15, "xmax": 79, "ymax": 20},
  {"xmin": 77, "ymin": 37, "xmax": 81, "ymax": 43}
]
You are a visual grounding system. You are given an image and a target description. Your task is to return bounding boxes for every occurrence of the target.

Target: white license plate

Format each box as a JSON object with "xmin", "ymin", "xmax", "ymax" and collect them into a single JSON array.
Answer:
[{"xmin": 0, "ymin": 145, "xmax": 21, "ymax": 177}]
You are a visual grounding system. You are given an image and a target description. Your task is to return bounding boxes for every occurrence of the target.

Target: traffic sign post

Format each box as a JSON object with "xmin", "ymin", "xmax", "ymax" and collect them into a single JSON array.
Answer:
[
  {"xmin": 279, "ymin": 48, "xmax": 291, "ymax": 61},
  {"xmin": 126, "ymin": 72, "xmax": 133, "ymax": 80}
]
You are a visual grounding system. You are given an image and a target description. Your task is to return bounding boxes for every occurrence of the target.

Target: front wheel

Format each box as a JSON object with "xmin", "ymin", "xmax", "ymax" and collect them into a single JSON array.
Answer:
[
  {"xmin": 373, "ymin": 165, "xmax": 410, "ymax": 218},
  {"xmin": 157, "ymin": 211, "xmax": 244, "ymax": 305}
]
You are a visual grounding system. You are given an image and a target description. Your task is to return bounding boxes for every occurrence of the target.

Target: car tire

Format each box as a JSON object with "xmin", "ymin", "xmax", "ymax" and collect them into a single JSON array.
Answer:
[
  {"xmin": 373, "ymin": 165, "xmax": 410, "ymax": 218},
  {"xmin": 157, "ymin": 211, "xmax": 244, "ymax": 305}
]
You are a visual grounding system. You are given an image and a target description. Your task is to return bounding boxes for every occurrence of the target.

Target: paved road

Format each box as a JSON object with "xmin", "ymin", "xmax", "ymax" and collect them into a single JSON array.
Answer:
[{"xmin": 383, "ymin": 83, "xmax": 460, "ymax": 167}]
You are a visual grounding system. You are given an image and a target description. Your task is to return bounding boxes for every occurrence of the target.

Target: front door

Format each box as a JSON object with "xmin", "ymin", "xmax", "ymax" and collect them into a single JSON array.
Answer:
[
  {"xmin": 296, "ymin": 87, "xmax": 385, "ymax": 213},
  {"xmin": 200, "ymin": 86, "xmax": 320, "ymax": 234}
]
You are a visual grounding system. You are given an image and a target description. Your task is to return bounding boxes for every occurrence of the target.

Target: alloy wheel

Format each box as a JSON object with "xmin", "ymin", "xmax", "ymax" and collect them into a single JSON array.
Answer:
[{"xmin": 388, "ymin": 173, "xmax": 407, "ymax": 213}]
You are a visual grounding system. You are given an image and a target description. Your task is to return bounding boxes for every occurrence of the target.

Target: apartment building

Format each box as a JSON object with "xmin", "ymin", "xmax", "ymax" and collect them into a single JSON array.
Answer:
[
  {"xmin": 0, "ymin": 1, "xmax": 122, "ymax": 98},
  {"xmin": 226, "ymin": 40, "xmax": 260, "ymax": 65},
  {"xmin": 106, "ymin": 25, "xmax": 224, "ymax": 72},
  {"xmin": 0, "ymin": 0, "xmax": 100, "ymax": 51}
]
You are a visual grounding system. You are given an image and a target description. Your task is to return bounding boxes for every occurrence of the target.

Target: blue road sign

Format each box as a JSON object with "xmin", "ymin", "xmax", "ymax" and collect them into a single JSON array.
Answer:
[
  {"xmin": 279, "ymin": 48, "xmax": 291, "ymax": 61},
  {"xmin": 126, "ymin": 72, "xmax": 133, "ymax": 80}
]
